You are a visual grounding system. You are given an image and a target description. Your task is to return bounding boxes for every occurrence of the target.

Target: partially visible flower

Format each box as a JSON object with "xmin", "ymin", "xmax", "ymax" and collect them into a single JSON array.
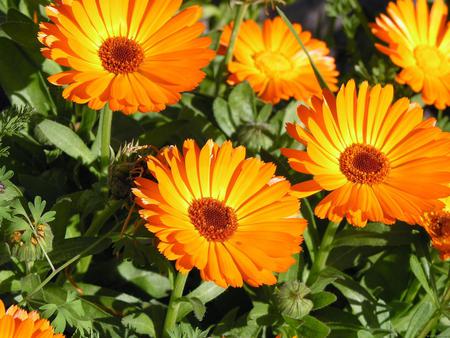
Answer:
[
  {"xmin": 220, "ymin": 17, "xmax": 338, "ymax": 104},
  {"xmin": 421, "ymin": 197, "xmax": 450, "ymax": 260},
  {"xmin": 0, "ymin": 299, "xmax": 64, "ymax": 337},
  {"xmin": 282, "ymin": 80, "xmax": 450, "ymax": 227},
  {"xmin": 133, "ymin": 139, "xmax": 306, "ymax": 288},
  {"xmin": 371, "ymin": 0, "xmax": 450, "ymax": 109},
  {"xmin": 38, "ymin": 0, "xmax": 215, "ymax": 114}
]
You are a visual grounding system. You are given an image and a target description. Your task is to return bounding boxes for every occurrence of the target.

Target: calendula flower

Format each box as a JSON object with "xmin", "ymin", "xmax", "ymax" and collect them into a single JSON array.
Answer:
[
  {"xmin": 421, "ymin": 197, "xmax": 450, "ymax": 260},
  {"xmin": 220, "ymin": 17, "xmax": 338, "ymax": 104},
  {"xmin": 133, "ymin": 139, "xmax": 306, "ymax": 288},
  {"xmin": 0, "ymin": 299, "xmax": 64, "ymax": 337},
  {"xmin": 282, "ymin": 80, "xmax": 450, "ymax": 227},
  {"xmin": 371, "ymin": 0, "xmax": 450, "ymax": 109},
  {"xmin": 38, "ymin": 0, "xmax": 215, "ymax": 114}
]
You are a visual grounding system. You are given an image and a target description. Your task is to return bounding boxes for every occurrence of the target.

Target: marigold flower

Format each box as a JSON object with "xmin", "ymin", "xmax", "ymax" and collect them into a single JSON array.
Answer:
[
  {"xmin": 282, "ymin": 80, "xmax": 450, "ymax": 227},
  {"xmin": 133, "ymin": 139, "xmax": 306, "ymax": 288},
  {"xmin": 421, "ymin": 197, "xmax": 450, "ymax": 260},
  {"xmin": 371, "ymin": 0, "xmax": 450, "ymax": 109},
  {"xmin": 220, "ymin": 17, "xmax": 338, "ymax": 104},
  {"xmin": 0, "ymin": 299, "xmax": 64, "ymax": 338},
  {"xmin": 38, "ymin": 0, "xmax": 215, "ymax": 114}
]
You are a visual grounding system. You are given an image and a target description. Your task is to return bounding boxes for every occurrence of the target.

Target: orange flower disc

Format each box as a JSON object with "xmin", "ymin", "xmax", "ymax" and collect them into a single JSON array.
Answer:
[
  {"xmin": 282, "ymin": 80, "xmax": 450, "ymax": 227},
  {"xmin": 38, "ymin": 0, "xmax": 215, "ymax": 114},
  {"xmin": 133, "ymin": 139, "xmax": 306, "ymax": 288},
  {"xmin": 371, "ymin": 0, "xmax": 450, "ymax": 109},
  {"xmin": 0, "ymin": 299, "xmax": 64, "ymax": 338},
  {"xmin": 220, "ymin": 17, "xmax": 339, "ymax": 104}
]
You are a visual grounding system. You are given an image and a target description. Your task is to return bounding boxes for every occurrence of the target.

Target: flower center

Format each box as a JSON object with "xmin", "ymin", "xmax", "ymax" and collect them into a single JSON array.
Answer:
[
  {"xmin": 414, "ymin": 46, "xmax": 444, "ymax": 74},
  {"xmin": 188, "ymin": 198, "xmax": 238, "ymax": 242},
  {"xmin": 254, "ymin": 51, "xmax": 292, "ymax": 77},
  {"xmin": 430, "ymin": 212, "xmax": 450, "ymax": 238},
  {"xmin": 339, "ymin": 144, "xmax": 390, "ymax": 185},
  {"xmin": 98, "ymin": 37, "xmax": 144, "ymax": 74}
]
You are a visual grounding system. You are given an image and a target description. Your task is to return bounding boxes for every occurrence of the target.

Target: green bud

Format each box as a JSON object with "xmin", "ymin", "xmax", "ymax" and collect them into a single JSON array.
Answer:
[{"xmin": 276, "ymin": 281, "xmax": 313, "ymax": 319}]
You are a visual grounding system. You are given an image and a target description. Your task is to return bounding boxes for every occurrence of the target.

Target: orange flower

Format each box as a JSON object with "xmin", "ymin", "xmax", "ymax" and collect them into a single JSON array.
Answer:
[
  {"xmin": 133, "ymin": 139, "xmax": 306, "ymax": 288},
  {"xmin": 421, "ymin": 197, "xmax": 450, "ymax": 260},
  {"xmin": 371, "ymin": 0, "xmax": 450, "ymax": 109},
  {"xmin": 220, "ymin": 17, "xmax": 338, "ymax": 104},
  {"xmin": 0, "ymin": 299, "xmax": 64, "ymax": 338},
  {"xmin": 282, "ymin": 80, "xmax": 450, "ymax": 227},
  {"xmin": 38, "ymin": 0, "xmax": 215, "ymax": 114}
]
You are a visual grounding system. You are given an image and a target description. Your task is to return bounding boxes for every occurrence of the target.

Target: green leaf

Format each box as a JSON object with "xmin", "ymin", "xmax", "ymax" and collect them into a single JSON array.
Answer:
[
  {"xmin": 36, "ymin": 119, "xmax": 96, "ymax": 165},
  {"xmin": 177, "ymin": 296, "xmax": 206, "ymax": 321},
  {"xmin": 177, "ymin": 282, "xmax": 226, "ymax": 320},
  {"xmin": 228, "ymin": 82, "xmax": 256, "ymax": 124},
  {"xmin": 0, "ymin": 37, "xmax": 55, "ymax": 114},
  {"xmin": 409, "ymin": 255, "xmax": 435, "ymax": 300},
  {"xmin": 117, "ymin": 261, "xmax": 171, "ymax": 299},
  {"xmin": 310, "ymin": 291, "xmax": 337, "ymax": 310},
  {"xmin": 21, "ymin": 273, "xmax": 44, "ymax": 299},
  {"xmin": 298, "ymin": 315, "xmax": 331, "ymax": 338},
  {"xmin": 213, "ymin": 97, "xmax": 235, "ymax": 137},
  {"xmin": 122, "ymin": 312, "xmax": 156, "ymax": 336},
  {"xmin": 404, "ymin": 301, "xmax": 435, "ymax": 338},
  {"xmin": 49, "ymin": 237, "xmax": 111, "ymax": 265}
]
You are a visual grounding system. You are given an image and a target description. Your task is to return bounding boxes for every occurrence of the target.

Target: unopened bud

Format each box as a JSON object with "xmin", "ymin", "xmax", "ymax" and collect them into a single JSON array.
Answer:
[{"xmin": 276, "ymin": 281, "xmax": 313, "ymax": 319}]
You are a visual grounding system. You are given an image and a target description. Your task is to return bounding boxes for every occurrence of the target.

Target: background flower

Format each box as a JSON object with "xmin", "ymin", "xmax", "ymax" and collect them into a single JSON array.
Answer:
[
  {"xmin": 220, "ymin": 17, "xmax": 338, "ymax": 104},
  {"xmin": 371, "ymin": 0, "xmax": 450, "ymax": 109}
]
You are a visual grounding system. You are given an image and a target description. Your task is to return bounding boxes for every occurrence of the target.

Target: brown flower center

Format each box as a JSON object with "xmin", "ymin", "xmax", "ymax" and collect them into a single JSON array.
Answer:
[
  {"xmin": 429, "ymin": 212, "xmax": 450, "ymax": 238},
  {"xmin": 188, "ymin": 198, "xmax": 238, "ymax": 241},
  {"xmin": 339, "ymin": 144, "xmax": 390, "ymax": 185},
  {"xmin": 98, "ymin": 37, "xmax": 144, "ymax": 74}
]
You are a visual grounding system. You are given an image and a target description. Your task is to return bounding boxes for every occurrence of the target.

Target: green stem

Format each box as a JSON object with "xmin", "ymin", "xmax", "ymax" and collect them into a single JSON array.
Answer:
[
  {"xmin": 99, "ymin": 106, "xmax": 113, "ymax": 173},
  {"xmin": 215, "ymin": 2, "xmax": 248, "ymax": 94},
  {"xmin": 307, "ymin": 221, "xmax": 340, "ymax": 285},
  {"xmin": 162, "ymin": 272, "xmax": 189, "ymax": 338},
  {"xmin": 23, "ymin": 222, "xmax": 120, "ymax": 303}
]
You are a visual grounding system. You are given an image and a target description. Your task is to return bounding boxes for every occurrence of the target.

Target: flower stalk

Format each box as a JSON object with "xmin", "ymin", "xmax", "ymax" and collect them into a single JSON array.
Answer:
[
  {"xmin": 215, "ymin": 2, "xmax": 248, "ymax": 93},
  {"xmin": 99, "ymin": 105, "xmax": 113, "ymax": 173},
  {"xmin": 307, "ymin": 221, "xmax": 340, "ymax": 285},
  {"xmin": 162, "ymin": 271, "xmax": 189, "ymax": 338}
]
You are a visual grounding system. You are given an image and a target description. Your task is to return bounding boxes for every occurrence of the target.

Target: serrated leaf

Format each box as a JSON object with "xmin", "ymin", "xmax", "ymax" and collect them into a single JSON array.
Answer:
[
  {"xmin": 122, "ymin": 312, "xmax": 156, "ymax": 336},
  {"xmin": 310, "ymin": 291, "xmax": 337, "ymax": 310},
  {"xmin": 213, "ymin": 97, "xmax": 235, "ymax": 137},
  {"xmin": 36, "ymin": 119, "xmax": 96, "ymax": 165}
]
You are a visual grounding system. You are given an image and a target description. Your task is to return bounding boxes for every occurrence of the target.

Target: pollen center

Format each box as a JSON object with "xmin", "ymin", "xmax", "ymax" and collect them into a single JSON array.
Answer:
[
  {"xmin": 430, "ymin": 212, "xmax": 450, "ymax": 238},
  {"xmin": 414, "ymin": 46, "xmax": 444, "ymax": 74},
  {"xmin": 339, "ymin": 144, "xmax": 390, "ymax": 185},
  {"xmin": 98, "ymin": 37, "xmax": 144, "ymax": 74},
  {"xmin": 255, "ymin": 51, "xmax": 292, "ymax": 77},
  {"xmin": 188, "ymin": 198, "xmax": 238, "ymax": 242}
]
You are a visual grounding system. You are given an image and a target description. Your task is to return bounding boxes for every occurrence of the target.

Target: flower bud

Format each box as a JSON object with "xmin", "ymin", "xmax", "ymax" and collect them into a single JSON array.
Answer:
[{"xmin": 276, "ymin": 281, "xmax": 313, "ymax": 319}]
